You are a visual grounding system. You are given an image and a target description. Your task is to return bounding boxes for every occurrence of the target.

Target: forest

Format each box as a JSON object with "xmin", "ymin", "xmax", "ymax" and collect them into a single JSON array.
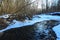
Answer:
[
  {"xmin": 0, "ymin": 0, "xmax": 60, "ymax": 40},
  {"xmin": 0, "ymin": 0, "xmax": 60, "ymax": 15}
]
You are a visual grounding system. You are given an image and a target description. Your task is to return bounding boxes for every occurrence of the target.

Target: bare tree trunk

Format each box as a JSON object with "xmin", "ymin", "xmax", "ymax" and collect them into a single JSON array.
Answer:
[{"xmin": 46, "ymin": 0, "xmax": 48, "ymax": 12}]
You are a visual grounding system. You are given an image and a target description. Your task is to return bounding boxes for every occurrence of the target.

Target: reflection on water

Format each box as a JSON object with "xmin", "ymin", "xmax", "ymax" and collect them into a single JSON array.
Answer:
[{"xmin": 0, "ymin": 20, "xmax": 59, "ymax": 40}]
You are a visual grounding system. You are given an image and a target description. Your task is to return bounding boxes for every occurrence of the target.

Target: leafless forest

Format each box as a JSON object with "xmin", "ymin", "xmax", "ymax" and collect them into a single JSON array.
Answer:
[{"xmin": 0, "ymin": 0, "xmax": 60, "ymax": 15}]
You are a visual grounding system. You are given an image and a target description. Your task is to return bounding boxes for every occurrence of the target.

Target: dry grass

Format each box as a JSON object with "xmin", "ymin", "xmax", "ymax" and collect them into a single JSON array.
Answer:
[{"xmin": 0, "ymin": 0, "xmax": 40, "ymax": 15}]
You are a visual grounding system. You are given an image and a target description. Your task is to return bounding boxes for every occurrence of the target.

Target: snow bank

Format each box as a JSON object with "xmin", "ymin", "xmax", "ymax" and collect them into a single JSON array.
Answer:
[
  {"xmin": 0, "ymin": 14, "xmax": 60, "ymax": 32},
  {"xmin": 53, "ymin": 24, "xmax": 60, "ymax": 40},
  {"xmin": 0, "ymin": 13, "xmax": 60, "ymax": 40}
]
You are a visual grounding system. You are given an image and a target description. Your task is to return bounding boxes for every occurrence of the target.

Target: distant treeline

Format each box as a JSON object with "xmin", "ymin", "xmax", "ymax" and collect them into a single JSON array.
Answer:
[
  {"xmin": 0, "ymin": 0, "xmax": 41, "ymax": 15},
  {"xmin": 42, "ymin": 0, "xmax": 60, "ymax": 13},
  {"xmin": 0, "ymin": 0, "xmax": 60, "ymax": 15}
]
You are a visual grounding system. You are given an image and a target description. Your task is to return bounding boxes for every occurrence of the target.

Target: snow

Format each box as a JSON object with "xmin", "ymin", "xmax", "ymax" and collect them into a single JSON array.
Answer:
[
  {"xmin": 0, "ymin": 12, "xmax": 60, "ymax": 40},
  {"xmin": 0, "ymin": 16, "xmax": 50, "ymax": 32},
  {"xmin": 49, "ymin": 12, "xmax": 60, "ymax": 15},
  {"xmin": 0, "ymin": 14, "xmax": 60, "ymax": 32},
  {"xmin": 34, "ymin": 14, "xmax": 60, "ymax": 21},
  {"xmin": 53, "ymin": 24, "xmax": 60, "ymax": 40},
  {"xmin": 0, "ymin": 14, "xmax": 11, "ymax": 18}
]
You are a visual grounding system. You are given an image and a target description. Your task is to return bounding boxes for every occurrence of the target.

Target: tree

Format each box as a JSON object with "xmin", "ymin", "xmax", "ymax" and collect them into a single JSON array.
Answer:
[
  {"xmin": 57, "ymin": 0, "xmax": 60, "ymax": 11},
  {"xmin": 46, "ymin": 0, "xmax": 49, "ymax": 12}
]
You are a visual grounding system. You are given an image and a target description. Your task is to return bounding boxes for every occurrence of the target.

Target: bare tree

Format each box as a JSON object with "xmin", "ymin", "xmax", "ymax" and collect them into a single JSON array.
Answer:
[{"xmin": 46, "ymin": 0, "xmax": 48, "ymax": 12}]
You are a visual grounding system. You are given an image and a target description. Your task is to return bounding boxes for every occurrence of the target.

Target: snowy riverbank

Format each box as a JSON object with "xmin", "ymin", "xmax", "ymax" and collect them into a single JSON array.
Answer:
[{"xmin": 0, "ymin": 13, "xmax": 60, "ymax": 40}]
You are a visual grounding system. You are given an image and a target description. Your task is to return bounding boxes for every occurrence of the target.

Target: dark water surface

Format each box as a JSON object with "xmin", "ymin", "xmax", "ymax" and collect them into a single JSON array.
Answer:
[{"xmin": 0, "ymin": 20, "xmax": 58, "ymax": 40}]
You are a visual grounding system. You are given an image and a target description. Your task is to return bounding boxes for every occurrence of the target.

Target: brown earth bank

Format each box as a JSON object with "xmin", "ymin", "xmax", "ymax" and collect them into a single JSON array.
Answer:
[{"xmin": 0, "ymin": 18, "xmax": 9, "ymax": 30}]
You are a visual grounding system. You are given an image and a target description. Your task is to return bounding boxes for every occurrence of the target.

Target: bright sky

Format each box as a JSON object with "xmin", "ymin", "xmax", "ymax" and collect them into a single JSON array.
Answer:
[{"xmin": 31, "ymin": 0, "xmax": 58, "ymax": 9}]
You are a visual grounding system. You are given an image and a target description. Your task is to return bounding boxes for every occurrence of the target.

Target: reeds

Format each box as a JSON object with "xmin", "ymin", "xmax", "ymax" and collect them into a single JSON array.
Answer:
[
  {"xmin": 0, "ymin": 0, "xmax": 24, "ymax": 14},
  {"xmin": 0, "ymin": 0, "xmax": 40, "ymax": 15}
]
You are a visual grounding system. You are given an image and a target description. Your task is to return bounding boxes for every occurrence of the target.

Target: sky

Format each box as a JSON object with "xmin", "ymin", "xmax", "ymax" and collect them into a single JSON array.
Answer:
[{"xmin": 31, "ymin": 0, "xmax": 59, "ymax": 9}]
